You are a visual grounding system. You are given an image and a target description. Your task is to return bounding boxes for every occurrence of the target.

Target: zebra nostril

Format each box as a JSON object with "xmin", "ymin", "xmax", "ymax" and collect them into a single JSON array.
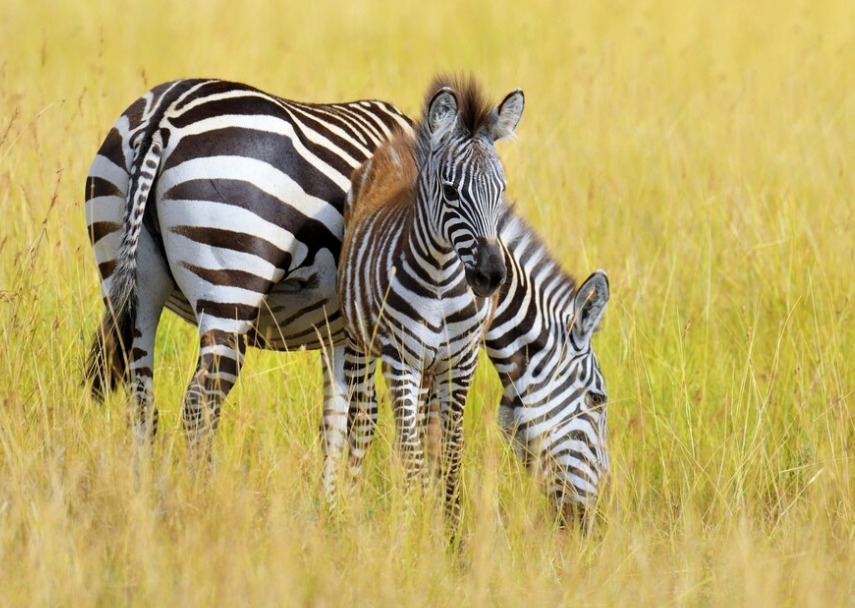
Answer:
[
  {"xmin": 465, "ymin": 266, "xmax": 498, "ymax": 297},
  {"xmin": 467, "ymin": 240, "xmax": 505, "ymax": 296},
  {"xmin": 489, "ymin": 263, "xmax": 506, "ymax": 288}
]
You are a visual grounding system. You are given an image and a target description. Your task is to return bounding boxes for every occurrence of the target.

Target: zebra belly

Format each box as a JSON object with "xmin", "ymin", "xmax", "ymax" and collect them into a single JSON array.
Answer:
[
  {"xmin": 163, "ymin": 248, "xmax": 344, "ymax": 352},
  {"xmin": 252, "ymin": 248, "xmax": 345, "ymax": 350}
]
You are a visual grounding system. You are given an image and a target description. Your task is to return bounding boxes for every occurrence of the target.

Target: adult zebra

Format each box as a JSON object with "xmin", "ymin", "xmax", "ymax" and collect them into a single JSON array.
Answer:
[
  {"xmin": 84, "ymin": 78, "xmax": 610, "ymax": 521},
  {"xmin": 338, "ymin": 77, "xmax": 524, "ymax": 531},
  {"xmin": 85, "ymin": 78, "xmax": 411, "ymax": 452}
]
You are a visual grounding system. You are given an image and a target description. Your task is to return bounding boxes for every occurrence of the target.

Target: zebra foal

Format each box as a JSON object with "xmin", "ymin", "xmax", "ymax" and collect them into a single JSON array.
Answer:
[{"xmin": 337, "ymin": 75, "xmax": 524, "ymax": 529}]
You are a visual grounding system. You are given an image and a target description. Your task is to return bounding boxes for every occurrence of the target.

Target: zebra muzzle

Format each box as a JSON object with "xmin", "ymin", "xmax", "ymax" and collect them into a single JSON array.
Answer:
[{"xmin": 465, "ymin": 239, "xmax": 506, "ymax": 298}]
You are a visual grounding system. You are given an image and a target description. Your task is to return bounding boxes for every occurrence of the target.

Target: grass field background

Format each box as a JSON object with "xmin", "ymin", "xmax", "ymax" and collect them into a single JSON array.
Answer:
[{"xmin": 1, "ymin": 0, "xmax": 854, "ymax": 605}]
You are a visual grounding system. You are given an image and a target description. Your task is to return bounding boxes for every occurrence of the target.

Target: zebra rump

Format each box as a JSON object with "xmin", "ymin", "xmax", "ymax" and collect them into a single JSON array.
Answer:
[{"xmin": 85, "ymin": 123, "xmax": 167, "ymax": 400}]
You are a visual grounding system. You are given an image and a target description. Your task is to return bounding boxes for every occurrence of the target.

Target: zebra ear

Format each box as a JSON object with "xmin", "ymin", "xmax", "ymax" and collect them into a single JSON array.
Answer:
[
  {"xmin": 488, "ymin": 89, "xmax": 525, "ymax": 141},
  {"xmin": 427, "ymin": 87, "xmax": 459, "ymax": 146},
  {"xmin": 570, "ymin": 271, "xmax": 609, "ymax": 345}
]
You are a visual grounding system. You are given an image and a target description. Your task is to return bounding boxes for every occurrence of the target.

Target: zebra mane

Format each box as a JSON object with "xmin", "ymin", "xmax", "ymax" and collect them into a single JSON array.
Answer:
[
  {"xmin": 414, "ymin": 73, "xmax": 495, "ymax": 162},
  {"xmin": 424, "ymin": 73, "xmax": 493, "ymax": 135},
  {"xmin": 349, "ymin": 75, "xmax": 495, "ymax": 220},
  {"xmin": 498, "ymin": 202, "xmax": 577, "ymax": 298}
]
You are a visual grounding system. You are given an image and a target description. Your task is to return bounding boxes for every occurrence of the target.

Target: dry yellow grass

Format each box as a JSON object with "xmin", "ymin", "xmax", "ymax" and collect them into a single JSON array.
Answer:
[{"xmin": 1, "ymin": 0, "xmax": 854, "ymax": 605}]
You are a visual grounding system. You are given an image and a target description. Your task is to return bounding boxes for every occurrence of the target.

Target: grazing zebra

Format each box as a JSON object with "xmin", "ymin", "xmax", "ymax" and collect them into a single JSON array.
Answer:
[
  {"xmin": 83, "ymin": 78, "xmax": 610, "ymax": 523},
  {"xmin": 337, "ymin": 76, "xmax": 524, "ymax": 529},
  {"xmin": 344, "ymin": 206, "xmax": 610, "ymax": 525}
]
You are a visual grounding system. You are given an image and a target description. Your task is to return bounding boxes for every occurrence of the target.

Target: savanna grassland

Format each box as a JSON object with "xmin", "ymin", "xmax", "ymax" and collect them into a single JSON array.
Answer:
[{"xmin": 1, "ymin": 0, "xmax": 854, "ymax": 605}]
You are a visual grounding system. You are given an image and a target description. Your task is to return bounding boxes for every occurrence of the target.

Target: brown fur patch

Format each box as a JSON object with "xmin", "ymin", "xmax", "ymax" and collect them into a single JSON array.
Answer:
[{"xmin": 344, "ymin": 131, "xmax": 418, "ymax": 226}]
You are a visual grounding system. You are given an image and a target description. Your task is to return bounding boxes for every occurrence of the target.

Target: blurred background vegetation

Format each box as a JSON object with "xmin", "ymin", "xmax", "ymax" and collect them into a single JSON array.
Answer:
[{"xmin": 0, "ymin": 0, "xmax": 853, "ymax": 605}]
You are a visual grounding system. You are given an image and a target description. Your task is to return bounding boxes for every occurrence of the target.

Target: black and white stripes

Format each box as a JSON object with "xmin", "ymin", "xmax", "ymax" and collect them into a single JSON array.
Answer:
[
  {"xmin": 83, "ymin": 77, "xmax": 610, "ymax": 525},
  {"xmin": 342, "ymin": 206, "xmax": 611, "ymax": 525},
  {"xmin": 85, "ymin": 79, "xmax": 410, "ymax": 453},
  {"xmin": 487, "ymin": 211, "xmax": 610, "ymax": 522},
  {"xmin": 335, "ymin": 77, "xmax": 524, "ymax": 529}
]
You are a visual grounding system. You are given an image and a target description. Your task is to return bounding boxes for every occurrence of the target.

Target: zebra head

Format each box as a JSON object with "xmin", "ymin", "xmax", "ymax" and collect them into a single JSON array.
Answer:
[
  {"xmin": 417, "ymin": 76, "xmax": 525, "ymax": 297},
  {"xmin": 497, "ymin": 270, "xmax": 611, "ymax": 527}
]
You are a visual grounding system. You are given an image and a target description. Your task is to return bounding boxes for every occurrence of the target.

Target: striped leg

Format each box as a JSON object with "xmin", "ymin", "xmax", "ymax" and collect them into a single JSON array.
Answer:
[
  {"xmin": 382, "ymin": 355, "xmax": 429, "ymax": 487},
  {"xmin": 434, "ymin": 364, "xmax": 475, "ymax": 534},
  {"xmin": 423, "ymin": 384, "xmax": 442, "ymax": 473},
  {"xmin": 320, "ymin": 345, "xmax": 349, "ymax": 507},
  {"xmin": 346, "ymin": 365, "xmax": 435, "ymax": 486},
  {"xmin": 182, "ymin": 327, "xmax": 246, "ymax": 461},
  {"xmin": 158, "ymin": 194, "xmax": 285, "ymax": 462},
  {"xmin": 345, "ymin": 344, "xmax": 378, "ymax": 480},
  {"xmin": 416, "ymin": 374, "xmax": 436, "ymax": 490}
]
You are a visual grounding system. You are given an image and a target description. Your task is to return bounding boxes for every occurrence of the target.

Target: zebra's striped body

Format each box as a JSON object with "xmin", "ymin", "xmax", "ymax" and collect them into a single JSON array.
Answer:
[
  {"xmin": 84, "ymin": 78, "xmax": 609, "ymax": 523},
  {"xmin": 87, "ymin": 79, "xmax": 411, "ymax": 349},
  {"xmin": 85, "ymin": 79, "xmax": 410, "ymax": 451},
  {"xmin": 337, "ymin": 78, "xmax": 524, "ymax": 529}
]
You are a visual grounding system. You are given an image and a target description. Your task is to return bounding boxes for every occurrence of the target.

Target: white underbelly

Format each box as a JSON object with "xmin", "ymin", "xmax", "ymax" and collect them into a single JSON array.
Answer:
[{"xmin": 164, "ymin": 249, "xmax": 344, "ymax": 352}]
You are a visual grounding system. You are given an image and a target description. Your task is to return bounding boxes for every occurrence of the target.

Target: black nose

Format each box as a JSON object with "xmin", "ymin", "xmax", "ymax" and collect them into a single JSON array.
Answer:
[{"xmin": 465, "ymin": 239, "xmax": 506, "ymax": 297}]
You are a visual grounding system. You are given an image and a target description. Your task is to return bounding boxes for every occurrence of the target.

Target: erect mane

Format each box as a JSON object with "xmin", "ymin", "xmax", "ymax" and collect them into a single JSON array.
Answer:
[
  {"xmin": 422, "ymin": 73, "xmax": 494, "ymax": 135},
  {"xmin": 412, "ymin": 72, "xmax": 498, "ymax": 169}
]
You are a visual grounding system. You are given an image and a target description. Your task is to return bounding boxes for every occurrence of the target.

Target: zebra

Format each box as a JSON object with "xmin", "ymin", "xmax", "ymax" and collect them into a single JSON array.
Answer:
[
  {"xmin": 84, "ymin": 79, "xmax": 411, "ymax": 454},
  {"xmin": 344, "ymin": 206, "xmax": 610, "ymax": 526},
  {"xmin": 83, "ymin": 78, "xmax": 610, "ymax": 523},
  {"xmin": 337, "ymin": 76, "xmax": 524, "ymax": 529}
]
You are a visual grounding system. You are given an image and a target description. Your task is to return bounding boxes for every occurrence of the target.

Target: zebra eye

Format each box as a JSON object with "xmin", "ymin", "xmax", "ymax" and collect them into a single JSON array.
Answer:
[
  {"xmin": 442, "ymin": 182, "xmax": 460, "ymax": 205},
  {"xmin": 588, "ymin": 392, "xmax": 607, "ymax": 408}
]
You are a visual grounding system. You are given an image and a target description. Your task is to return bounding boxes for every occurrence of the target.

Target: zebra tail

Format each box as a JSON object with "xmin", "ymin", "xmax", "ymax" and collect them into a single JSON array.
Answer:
[{"xmin": 84, "ymin": 130, "xmax": 165, "ymax": 401}]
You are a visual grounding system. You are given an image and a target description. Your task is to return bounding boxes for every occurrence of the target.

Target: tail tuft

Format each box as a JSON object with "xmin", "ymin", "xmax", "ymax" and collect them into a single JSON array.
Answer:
[{"xmin": 84, "ymin": 314, "xmax": 134, "ymax": 401}]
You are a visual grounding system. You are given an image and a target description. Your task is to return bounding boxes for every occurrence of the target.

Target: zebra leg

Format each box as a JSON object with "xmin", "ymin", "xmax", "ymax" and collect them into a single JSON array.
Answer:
[
  {"xmin": 416, "ymin": 374, "xmax": 436, "ymax": 490},
  {"xmin": 320, "ymin": 344, "xmax": 349, "ymax": 508},
  {"xmin": 381, "ymin": 355, "xmax": 428, "ymax": 488},
  {"xmin": 181, "ymin": 326, "xmax": 247, "ymax": 462},
  {"xmin": 423, "ymin": 384, "xmax": 442, "ymax": 474},
  {"xmin": 345, "ymin": 344, "xmax": 378, "ymax": 480},
  {"xmin": 126, "ymin": 227, "xmax": 172, "ymax": 444},
  {"xmin": 345, "ymin": 358, "xmax": 430, "ymax": 484},
  {"xmin": 435, "ymin": 364, "xmax": 475, "ymax": 536}
]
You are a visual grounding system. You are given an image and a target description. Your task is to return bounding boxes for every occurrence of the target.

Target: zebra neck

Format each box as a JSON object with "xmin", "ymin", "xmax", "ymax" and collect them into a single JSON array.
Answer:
[{"xmin": 486, "ymin": 211, "xmax": 577, "ymax": 376}]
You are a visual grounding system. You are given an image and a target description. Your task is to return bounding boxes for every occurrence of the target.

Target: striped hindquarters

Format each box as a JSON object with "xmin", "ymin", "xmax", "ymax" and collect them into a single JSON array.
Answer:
[{"xmin": 85, "ymin": 79, "xmax": 413, "ymax": 362}]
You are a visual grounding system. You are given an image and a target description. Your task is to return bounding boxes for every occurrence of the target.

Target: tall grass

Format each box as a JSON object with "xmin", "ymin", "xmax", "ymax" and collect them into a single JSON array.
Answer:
[{"xmin": 0, "ymin": 0, "xmax": 853, "ymax": 605}]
